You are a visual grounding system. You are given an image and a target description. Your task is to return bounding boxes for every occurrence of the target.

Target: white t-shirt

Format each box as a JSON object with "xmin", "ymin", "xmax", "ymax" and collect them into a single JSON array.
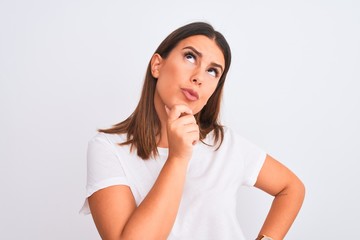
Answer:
[{"xmin": 80, "ymin": 127, "xmax": 266, "ymax": 240}]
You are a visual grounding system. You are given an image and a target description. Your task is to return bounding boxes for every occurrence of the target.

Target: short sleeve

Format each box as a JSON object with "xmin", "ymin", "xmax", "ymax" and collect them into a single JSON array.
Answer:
[
  {"xmin": 224, "ymin": 128, "xmax": 266, "ymax": 187},
  {"xmin": 79, "ymin": 133, "xmax": 129, "ymax": 215},
  {"xmin": 242, "ymin": 136, "xmax": 267, "ymax": 186}
]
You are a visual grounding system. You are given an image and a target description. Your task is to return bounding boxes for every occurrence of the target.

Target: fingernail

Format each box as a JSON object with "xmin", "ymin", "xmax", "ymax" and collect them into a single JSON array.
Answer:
[{"xmin": 164, "ymin": 105, "xmax": 170, "ymax": 114}]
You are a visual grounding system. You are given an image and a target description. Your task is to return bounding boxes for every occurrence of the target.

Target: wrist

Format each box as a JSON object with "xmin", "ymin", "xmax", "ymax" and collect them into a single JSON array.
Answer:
[
  {"xmin": 167, "ymin": 153, "xmax": 191, "ymax": 164},
  {"xmin": 166, "ymin": 156, "xmax": 190, "ymax": 168}
]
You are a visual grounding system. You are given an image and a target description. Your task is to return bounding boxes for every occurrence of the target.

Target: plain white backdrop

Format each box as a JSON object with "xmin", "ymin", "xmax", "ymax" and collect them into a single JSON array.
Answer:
[{"xmin": 1, "ymin": 0, "xmax": 359, "ymax": 239}]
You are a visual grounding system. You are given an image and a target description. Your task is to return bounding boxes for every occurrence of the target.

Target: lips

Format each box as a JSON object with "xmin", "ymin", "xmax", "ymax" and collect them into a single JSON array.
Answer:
[{"xmin": 181, "ymin": 88, "xmax": 199, "ymax": 101}]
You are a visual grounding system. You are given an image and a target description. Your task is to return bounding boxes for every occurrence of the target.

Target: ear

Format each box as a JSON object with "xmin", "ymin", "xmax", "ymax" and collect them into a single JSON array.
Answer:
[{"xmin": 150, "ymin": 53, "xmax": 163, "ymax": 78}]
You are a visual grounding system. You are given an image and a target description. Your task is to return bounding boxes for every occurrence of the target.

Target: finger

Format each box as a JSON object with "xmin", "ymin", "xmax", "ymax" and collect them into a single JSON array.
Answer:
[
  {"xmin": 179, "ymin": 123, "xmax": 199, "ymax": 134},
  {"xmin": 165, "ymin": 105, "xmax": 170, "ymax": 115},
  {"xmin": 166, "ymin": 104, "xmax": 193, "ymax": 122},
  {"xmin": 189, "ymin": 132, "xmax": 200, "ymax": 145},
  {"xmin": 172, "ymin": 114, "xmax": 197, "ymax": 126},
  {"xmin": 176, "ymin": 130, "xmax": 199, "ymax": 146}
]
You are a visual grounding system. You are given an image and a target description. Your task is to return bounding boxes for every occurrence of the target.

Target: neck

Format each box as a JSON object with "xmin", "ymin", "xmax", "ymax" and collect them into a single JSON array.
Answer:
[{"xmin": 154, "ymin": 92, "xmax": 169, "ymax": 148}]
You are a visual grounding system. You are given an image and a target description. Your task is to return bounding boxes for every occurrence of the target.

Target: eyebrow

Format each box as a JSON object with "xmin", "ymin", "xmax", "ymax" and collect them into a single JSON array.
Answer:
[{"xmin": 182, "ymin": 46, "xmax": 224, "ymax": 73}]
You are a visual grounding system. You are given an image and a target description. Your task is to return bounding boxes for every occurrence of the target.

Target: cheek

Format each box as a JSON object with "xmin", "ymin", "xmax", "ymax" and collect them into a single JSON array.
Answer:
[
  {"xmin": 156, "ymin": 67, "xmax": 175, "ymax": 89},
  {"xmin": 160, "ymin": 61, "xmax": 182, "ymax": 79},
  {"xmin": 198, "ymin": 85, "xmax": 217, "ymax": 108},
  {"xmin": 204, "ymin": 83, "xmax": 218, "ymax": 98}
]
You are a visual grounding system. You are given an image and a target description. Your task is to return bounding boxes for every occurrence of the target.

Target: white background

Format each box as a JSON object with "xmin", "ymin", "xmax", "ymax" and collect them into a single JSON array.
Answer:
[{"xmin": 1, "ymin": 0, "xmax": 359, "ymax": 239}]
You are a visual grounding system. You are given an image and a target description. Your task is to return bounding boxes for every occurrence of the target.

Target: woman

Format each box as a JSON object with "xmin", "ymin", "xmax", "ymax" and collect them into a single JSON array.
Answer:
[{"xmin": 80, "ymin": 22, "xmax": 305, "ymax": 240}]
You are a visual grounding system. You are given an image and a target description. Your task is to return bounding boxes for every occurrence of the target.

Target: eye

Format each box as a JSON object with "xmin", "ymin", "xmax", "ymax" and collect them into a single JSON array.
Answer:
[
  {"xmin": 184, "ymin": 51, "xmax": 196, "ymax": 63},
  {"xmin": 207, "ymin": 68, "xmax": 219, "ymax": 78}
]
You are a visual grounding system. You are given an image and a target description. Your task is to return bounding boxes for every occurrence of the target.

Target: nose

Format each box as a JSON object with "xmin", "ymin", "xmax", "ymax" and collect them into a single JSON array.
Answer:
[
  {"xmin": 192, "ymin": 78, "xmax": 201, "ymax": 85},
  {"xmin": 190, "ymin": 69, "xmax": 203, "ymax": 86}
]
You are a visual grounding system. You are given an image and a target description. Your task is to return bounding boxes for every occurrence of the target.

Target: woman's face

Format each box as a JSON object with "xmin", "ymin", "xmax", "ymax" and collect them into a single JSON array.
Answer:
[{"xmin": 152, "ymin": 35, "xmax": 225, "ymax": 115}]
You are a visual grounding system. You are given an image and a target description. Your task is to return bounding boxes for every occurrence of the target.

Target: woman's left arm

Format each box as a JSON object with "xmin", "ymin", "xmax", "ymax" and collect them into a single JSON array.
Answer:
[{"xmin": 254, "ymin": 154, "xmax": 305, "ymax": 240}]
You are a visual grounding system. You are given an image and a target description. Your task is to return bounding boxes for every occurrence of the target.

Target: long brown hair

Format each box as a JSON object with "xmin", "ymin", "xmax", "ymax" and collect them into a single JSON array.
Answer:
[{"xmin": 100, "ymin": 22, "xmax": 232, "ymax": 159}]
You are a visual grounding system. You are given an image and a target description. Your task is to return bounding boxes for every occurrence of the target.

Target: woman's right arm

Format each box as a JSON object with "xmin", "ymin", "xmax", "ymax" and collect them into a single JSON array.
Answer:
[
  {"xmin": 88, "ymin": 105, "xmax": 198, "ymax": 240},
  {"xmin": 89, "ymin": 158, "xmax": 188, "ymax": 240}
]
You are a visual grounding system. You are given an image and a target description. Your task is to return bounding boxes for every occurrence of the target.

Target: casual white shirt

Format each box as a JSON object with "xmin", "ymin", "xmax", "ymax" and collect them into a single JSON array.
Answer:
[{"xmin": 80, "ymin": 127, "xmax": 266, "ymax": 240}]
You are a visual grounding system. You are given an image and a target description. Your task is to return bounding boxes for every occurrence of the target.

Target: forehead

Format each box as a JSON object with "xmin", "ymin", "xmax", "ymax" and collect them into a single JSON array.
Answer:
[{"xmin": 175, "ymin": 35, "xmax": 225, "ymax": 66}]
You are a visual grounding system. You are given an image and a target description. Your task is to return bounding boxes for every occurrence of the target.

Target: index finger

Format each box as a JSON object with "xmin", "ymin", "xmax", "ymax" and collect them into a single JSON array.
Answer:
[{"xmin": 165, "ymin": 104, "xmax": 193, "ymax": 122}]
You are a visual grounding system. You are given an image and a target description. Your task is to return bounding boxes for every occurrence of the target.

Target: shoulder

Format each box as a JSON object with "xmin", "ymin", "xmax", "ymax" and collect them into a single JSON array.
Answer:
[
  {"xmin": 87, "ymin": 132, "xmax": 130, "ymax": 158},
  {"xmin": 89, "ymin": 132, "xmax": 127, "ymax": 146},
  {"xmin": 212, "ymin": 126, "xmax": 265, "ymax": 154},
  {"xmin": 220, "ymin": 126, "xmax": 251, "ymax": 145}
]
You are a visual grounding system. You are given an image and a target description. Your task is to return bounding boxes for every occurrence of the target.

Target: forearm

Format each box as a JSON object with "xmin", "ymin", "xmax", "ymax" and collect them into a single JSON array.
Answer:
[
  {"xmin": 258, "ymin": 179, "xmax": 305, "ymax": 240},
  {"xmin": 121, "ymin": 157, "xmax": 188, "ymax": 240}
]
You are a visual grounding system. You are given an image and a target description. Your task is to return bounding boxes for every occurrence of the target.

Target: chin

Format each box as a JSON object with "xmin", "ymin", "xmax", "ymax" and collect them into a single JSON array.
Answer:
[{"xmin": 192, "ymin": 107, "xmax": 203, "ymax": 115}]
